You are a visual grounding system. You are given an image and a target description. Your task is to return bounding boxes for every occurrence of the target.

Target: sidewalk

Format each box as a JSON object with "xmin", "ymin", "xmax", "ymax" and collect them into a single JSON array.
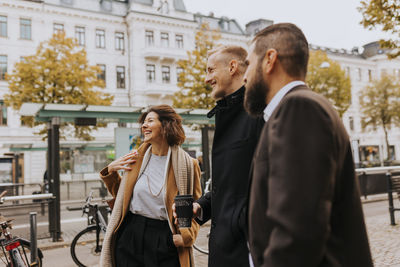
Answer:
[
  {"xmin": 361, "ymin": 193, "xmax": 388, "ymax": 203},
  {"xmin": 366, "ymin": 215, "xmax": 400, "ymax": 266},
  {"xmin": 37, "ymin": 220, "xmax": 210, "ymax": 266},
  {"xmin": 36, "ymin": 198, "xmax": 399, "ymax": 267}
]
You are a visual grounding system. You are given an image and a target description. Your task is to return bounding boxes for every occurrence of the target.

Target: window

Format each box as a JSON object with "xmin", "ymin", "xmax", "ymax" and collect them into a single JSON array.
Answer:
[
  {"xmin": 349, "ymin": 116, "xmax": 354, "ymax": 131},
  {"xmin": 115, "ymin": 32, "xmax": 124, "ymax": 51},
  {"xmin": 389, "ymin": 146, "xmax": 396, "ymax": 161},
  {"xmin": 345, "ymin": 66, "xmax": 350, "ymax": 76},
  {"xmin": 220, "ymin": 20, "xmax": 230, "ymax": 31},
  {"xmin": 116, "ymin": 66, "xmax": 125, "ymax": 89},
  {"xmin": 145, "ymin": 30, "xmax": 154, "ymax": 46},
  {"xmin": 20, "ymin": 18, "xmax": 31, "ymax": 40},
  {"xmin": 0, "ymin": 16, "xmax": 7, "ymax": 37},
  {"xmin": 146, "ymin": 64, "xmax": 155, "ymax": 82},
  {"xmin": 381, "ymin": 68, "xmax": 387, "ymax": 77},
  {"xmin": 368, "ymin": 69, "xmax": 372, "ymax": 82},
  {"xmin": 161, "ymin": 32, "xmax": 169, "ymax": 48},
  {"xmin": 162, "ymin": 66, "xmax": 170, "ymax": 83},
  {"xmin": 60, "ymin": 149, "xmax": 111, "ymax": 174},
  {"xmin": 53, "ymin": 23, "xmax": 64, "ymax": 34},
  {"xmin": 0, "ymin": 100, "xmax": 6, "ymax": 126},
  {"xmin": 176, "ymin": 67, "xmax": 183, "ymax": 82},
  {"xmin": 96, "ymin": 29, "xmax": 105, "ymax": 48},
  {"xmin": 175, "ymin": 34, "xmax": 183, "ymax": 48},
  {"xmin": 356, "ymin": 68, "xmax": 362, "ymax": 81},
  {"xmin": 360, "ymin": 146, "xmax": 380, "ymax": 163},
  {"xmin": 97, "ymin": 64, "xmax": 106, "ymax": 82},
  {"xmin": 75, "ymin": 26, "xmax": 85, "ymax": 46},
  {"xmin": 0, "ymin": 55, "xmax": 6, "ymax": 80}
]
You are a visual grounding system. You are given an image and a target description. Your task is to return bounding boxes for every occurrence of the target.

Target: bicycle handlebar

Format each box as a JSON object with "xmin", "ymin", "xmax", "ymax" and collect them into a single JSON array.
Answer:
[
  {"xmin": 66, "ymin": 206, "xmax": 83, "ymax": 211},
  {"xmin": 0, "ymin": 191, "xmax": 7, "ymax": 199},
  {"xmin": 85, "ymin": 191, "xmax": 94, "ymax": 205}
]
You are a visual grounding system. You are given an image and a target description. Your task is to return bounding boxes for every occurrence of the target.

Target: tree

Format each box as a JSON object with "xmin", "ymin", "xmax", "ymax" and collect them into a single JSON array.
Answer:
[
  {"xmin": 359, "ymin": 0, "xmax": 400, "ymax": 58},
  {"xmin": 359, "ymin": 74, "xmax": 400, "ymax": 161},
  {"xmin": 173, "ymin": 23, "xmax": 221, "ymax": 109},
  {"xmin": 5, "ymin": 32, "xmax": 113, "ymax": 140},
  {"xmin": 306, "ymin": 50, "xmax": 352, "ymax": 117}
]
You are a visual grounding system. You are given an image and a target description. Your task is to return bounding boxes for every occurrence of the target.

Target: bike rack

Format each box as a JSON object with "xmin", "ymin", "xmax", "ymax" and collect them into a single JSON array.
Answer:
[
  {"xmin": 1, "ymin": 193, "xmax": 54, "ymax": 262},
  {"xmin": 30, "ymin": 212, "xmax": 38, "ymax": 266},
  {"xmin": 0, "ymin": 193, "xmax": 54, "ymax": 203}
]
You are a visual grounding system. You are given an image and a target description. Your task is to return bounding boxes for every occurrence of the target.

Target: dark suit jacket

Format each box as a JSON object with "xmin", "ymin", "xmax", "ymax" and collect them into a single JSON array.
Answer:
[{"xmin": 248, "ymin": 85, "xmax": 373, "ymax": 267}]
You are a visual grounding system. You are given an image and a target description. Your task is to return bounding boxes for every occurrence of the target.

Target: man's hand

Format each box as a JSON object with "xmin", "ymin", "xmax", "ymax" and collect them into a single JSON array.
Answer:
[
  {"xmin": 172, "ymin": 202, "xmax": 202, "ymax": 225},
  {"xmin": 193, "ymin": 202, "xmax": 201, "ymax": 218}
]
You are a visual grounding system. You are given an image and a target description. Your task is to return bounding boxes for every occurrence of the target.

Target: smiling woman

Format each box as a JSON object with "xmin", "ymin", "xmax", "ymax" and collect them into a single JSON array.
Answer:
[
  {"xmin": 99, "ymin": 104, "xmax": 202, "ymax": 267},
  {"xmin": 139, "ymin": 105, "xmax": 186, "ymax": 150}
]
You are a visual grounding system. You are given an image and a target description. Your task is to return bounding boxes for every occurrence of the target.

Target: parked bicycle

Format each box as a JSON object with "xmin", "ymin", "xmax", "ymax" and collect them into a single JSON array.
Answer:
[
  {"xmin": 68, "ymin": 191, "xmax": 109, "ymax": 267},
  {"xmin": 0, "ymin": 191, "xmax": 43, "ymax": 267}
]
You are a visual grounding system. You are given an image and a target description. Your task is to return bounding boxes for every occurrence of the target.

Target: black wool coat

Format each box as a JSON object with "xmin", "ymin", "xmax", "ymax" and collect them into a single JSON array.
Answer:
[{"xmin": 196, "ymin": 86, "xmax": 264, "ymax": 267}]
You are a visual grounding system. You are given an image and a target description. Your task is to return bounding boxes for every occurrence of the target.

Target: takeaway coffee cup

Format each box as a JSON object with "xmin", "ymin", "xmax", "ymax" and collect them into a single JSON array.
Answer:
[{"xmin": 174, "ymin": 194, "xmax": 194, "ymax": 228}]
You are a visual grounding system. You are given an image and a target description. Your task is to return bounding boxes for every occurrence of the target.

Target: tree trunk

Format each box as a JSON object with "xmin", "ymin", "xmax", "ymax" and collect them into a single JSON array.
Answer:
[{"xmin": 383, "ymin": 124, "xmax": 391, "ymax": 162}]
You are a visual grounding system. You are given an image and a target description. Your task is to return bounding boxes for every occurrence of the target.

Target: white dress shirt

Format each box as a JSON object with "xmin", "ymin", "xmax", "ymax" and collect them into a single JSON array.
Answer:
[{"xmin": 263, "ymin": 80, "xmax": 305, "ymax": 122}]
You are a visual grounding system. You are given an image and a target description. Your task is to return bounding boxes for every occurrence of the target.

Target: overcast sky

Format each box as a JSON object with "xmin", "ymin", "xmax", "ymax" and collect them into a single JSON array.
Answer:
[{"xmin": 184, "ymin": 0, "xmax": 393, "ymax": 50}]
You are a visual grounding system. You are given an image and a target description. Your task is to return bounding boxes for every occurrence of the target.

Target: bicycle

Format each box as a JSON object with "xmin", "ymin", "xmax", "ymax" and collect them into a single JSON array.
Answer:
[
  {"xmin": 193, "ymin": 179, "xmax": 211, "ymax": 255},
  {"xmin": 68, "ymin": 191, "xmax": 109, "ymax": 267},
  {"xmin": 0, "ymin": 191, "xmax": 43, "ymax": 267}
]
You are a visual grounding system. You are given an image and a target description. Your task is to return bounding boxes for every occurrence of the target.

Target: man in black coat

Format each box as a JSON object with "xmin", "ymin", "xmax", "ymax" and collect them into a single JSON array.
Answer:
[
  {"xmin": 194, "ymin": 45, "xmax": 264, "ymax": 266},
  {"xmin": 243, "ymin": 23, "xmax": 373, "ymax": 267}
]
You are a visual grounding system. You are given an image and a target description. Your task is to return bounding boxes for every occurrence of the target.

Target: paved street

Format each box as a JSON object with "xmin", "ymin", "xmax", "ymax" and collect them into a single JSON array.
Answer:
[
  {"xmin": 2, "ymin": 198, "xmax": 400, "ymax": 266},
  {"xmin": 363, "ymin": 199, "xmax": 400, "ymax": 267},
  {"xmin": 40, "ymin": 221, "xmax": 210, "ymax": 267}
]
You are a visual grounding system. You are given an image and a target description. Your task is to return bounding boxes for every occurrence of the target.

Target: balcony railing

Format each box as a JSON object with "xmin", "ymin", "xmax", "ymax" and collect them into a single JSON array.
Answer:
[{"xmin": 142, "ymin": 46, "xmax": 187, "ymax": 62}]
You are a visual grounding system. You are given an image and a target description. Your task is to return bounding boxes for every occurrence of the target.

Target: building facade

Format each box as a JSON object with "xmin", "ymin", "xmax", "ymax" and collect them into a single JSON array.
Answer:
[
  {"xmin": 310, "ymin": 42, "xmax": 400, "ymax": 167},
  {"xmin": 0, "ymin": 0, "xmax": 399, "ymax": 183}
]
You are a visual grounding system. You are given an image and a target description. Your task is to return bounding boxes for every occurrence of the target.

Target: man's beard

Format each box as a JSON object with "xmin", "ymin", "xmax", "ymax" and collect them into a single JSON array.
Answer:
[{"xmin": 244, "ymin": 68, "xmax": 268, "ymax": 116}]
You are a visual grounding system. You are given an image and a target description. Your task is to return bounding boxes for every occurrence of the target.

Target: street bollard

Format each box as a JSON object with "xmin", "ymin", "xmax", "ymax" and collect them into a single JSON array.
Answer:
[
  {"xmin": 30, "ymin": 212, "xmax": 38, "ymax": 266},
  {"xmin": 386, "ymin": 172, "xmax": 396, "ymax": 225}
]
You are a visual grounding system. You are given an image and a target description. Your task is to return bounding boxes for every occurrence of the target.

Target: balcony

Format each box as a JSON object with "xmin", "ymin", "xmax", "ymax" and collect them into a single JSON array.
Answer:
[
  {"xmin": 142, "ymin": 46, "xmax": 187, "ymax": 62},
  {"xmin": 142, "ymin": 82, "xmax": 178, "ymax": 97}
]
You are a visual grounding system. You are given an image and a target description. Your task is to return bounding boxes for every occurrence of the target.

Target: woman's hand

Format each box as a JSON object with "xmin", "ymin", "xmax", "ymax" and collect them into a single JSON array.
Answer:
[
  {"xmin": 173, "ymin": 234, "xmax": 184, "ymax": 247},
  {"xmin": 107, "ymin": 151, "xmax": 137, "ymax": 173}
]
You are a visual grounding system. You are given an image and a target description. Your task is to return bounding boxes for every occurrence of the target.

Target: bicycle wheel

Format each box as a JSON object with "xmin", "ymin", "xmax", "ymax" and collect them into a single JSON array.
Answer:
[
  {"xmin": 20, "ymin": 238, "xmax": 43, "ymax": 267},
  {"xmin": 193, "ymin": 225, "xmax": 209, "ymax": 255},
  {"xmin": 71, "ymin": 225, "xmax": 104, "ymax": 267},
  {"xmin": 0, "ymin": 238, "xmax": 43, "ymax": 267},
  {"xmin": 0, "ymin": 240, "xmax": 9, "ymax": 267}
]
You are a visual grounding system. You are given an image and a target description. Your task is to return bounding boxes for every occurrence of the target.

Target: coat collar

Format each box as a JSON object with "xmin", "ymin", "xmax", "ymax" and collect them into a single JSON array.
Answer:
[
  {"xmin": 207, "ymin": 86, "xmax": 245, "ymax": 118},
  {"xmin": 265, "ymin": 84, "xmax": 309, "ymax": 125}
]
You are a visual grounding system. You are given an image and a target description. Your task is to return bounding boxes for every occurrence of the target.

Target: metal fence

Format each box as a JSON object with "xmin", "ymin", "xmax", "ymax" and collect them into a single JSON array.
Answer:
[
  {"xmin": 61, "ymin": 178, "xmax": 108, "ymax": 201},
  {"xmin": 356, "ymin": 166, "xmax": 400, "ymax": 199},
  {"xmin": 0, "ymin": 179, "xmax": 108, "ymax": 201}
]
